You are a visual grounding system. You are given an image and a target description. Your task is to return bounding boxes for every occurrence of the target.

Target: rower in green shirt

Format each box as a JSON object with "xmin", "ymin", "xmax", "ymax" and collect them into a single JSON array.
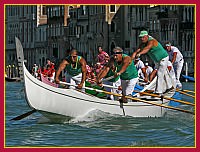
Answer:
[
  {"xmin": 97, "ymin": 58, "xmax": 122, "ymax": 100},
  {"xmin": 55, "ymin": 49, "xmax": 87, "ymax": 90},
  {"xmin": 97, "ymin": 47, "xmax": 138, "ymax": 103},
  {"xmin": 131, "ymin": 30, "xmax": 174, "ymax": 95}
]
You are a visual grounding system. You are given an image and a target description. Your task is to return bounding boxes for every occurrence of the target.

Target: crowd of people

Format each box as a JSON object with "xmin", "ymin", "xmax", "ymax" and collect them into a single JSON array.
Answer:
[
  {"xmin": 32, "ymin": 30, "xmax": 184, "ymax": 103},
  {"xmin": 32, "ymin": 59, "xmax": 56, "ymax": 82}
]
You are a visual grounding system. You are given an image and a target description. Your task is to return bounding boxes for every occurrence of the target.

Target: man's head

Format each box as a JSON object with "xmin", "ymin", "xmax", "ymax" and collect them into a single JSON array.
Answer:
[
  {"xmin": 139, "ymin": 30, "xmax": 149, "ymax": 43},
  {"xmin": 46, "ymin": 59, "xmax": 51, "ymax": 65},
  {"xmin": 113, "ymin": 47, "xmax": 123, "ymax": 62},
  {"xmin": 70, "ymin": 49, "xmax": 78, "ymax": 63},
  {"xmin": 164, "ymin": 41, "xmax": 172, "ymax": 52},
  {"xmin": 98, "ymin": 46, "xmax": 103, "ymax": 53}
]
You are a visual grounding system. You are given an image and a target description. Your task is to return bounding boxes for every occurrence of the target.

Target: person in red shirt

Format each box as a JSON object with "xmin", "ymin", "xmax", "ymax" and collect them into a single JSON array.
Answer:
[
  {"xmin": 97, "ymin": 46, "xmax": 110, "ymax": 66},
  {"xmin": 95, "ymin": 62, "xmax": 103, "ymax": 76}
]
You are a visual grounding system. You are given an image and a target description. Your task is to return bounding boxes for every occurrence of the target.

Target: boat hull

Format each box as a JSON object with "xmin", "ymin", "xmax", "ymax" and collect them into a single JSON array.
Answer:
[{"xmin": 23, "ymin": 62, "xmax": 169, "ymax": 118}]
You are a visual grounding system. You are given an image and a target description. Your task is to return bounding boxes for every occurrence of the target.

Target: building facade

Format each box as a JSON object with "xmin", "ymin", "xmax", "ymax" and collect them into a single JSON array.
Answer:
[
  {"xmin": 5, "ymin": 5, "xmax": 48, "ymax": 72},
  {"xmin": 5, "ymin": 5, "xmax": 195, "ymax": 75}
]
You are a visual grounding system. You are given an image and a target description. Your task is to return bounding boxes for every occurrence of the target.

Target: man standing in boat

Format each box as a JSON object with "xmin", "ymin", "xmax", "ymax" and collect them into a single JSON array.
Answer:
[
  {"xmin": 98, "ymin": 47, "xmax": 138, "ymax": 103},
  {"xmin": 55, "ymin": 49, "xmax": 87, "ymax": 90},
  {"xmin": 131, "ymin": 30, "xmax": 174, "ymax": 95},
  {"xmin": 164, "ymin": 41, "xmax": 184, "ymax": 89}
]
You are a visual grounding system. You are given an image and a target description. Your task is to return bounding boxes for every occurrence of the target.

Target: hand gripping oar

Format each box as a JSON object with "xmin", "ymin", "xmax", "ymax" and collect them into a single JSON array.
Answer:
[
  {"xmin": 133, "ymin": 91, "xmax": 195, "ymax": 106},
  {"xmin": 59, "ymin": 81, "xmax": 119, "ymax": 95},
  {"xmin": 176, "ymin": 89, "xmax": 195, "ymax": 98},
  {"xmin": 59, "ymin": 82, "xmax": 194, "ymax": 115},
  {"xmin": 71, "ymin": 75, "xmax": 118, "ymax": 89},
  {"xmin": 10, "ymin": 109, "xmax": 37, "ymax": 121}
]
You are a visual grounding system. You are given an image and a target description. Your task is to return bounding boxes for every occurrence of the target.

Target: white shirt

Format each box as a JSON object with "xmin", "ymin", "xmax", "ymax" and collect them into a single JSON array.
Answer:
[
  {"xmin": 139, "ymin": 66, "xmax": 153, "ymax": 79},
  {"xmin": 146, "ymin": 66, "xmax": 153, "ymax": 76},
  {"xmin": 135, "ymin": 60, "xmax": 145, "ymax": 71},
  {"xmin": 167, "ymin": 46, "xmax": 183, "ymax": 64}
]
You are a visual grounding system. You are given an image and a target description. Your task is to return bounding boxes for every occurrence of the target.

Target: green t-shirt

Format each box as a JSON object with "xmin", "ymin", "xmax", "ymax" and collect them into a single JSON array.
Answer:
[
  {"xmin": 105, "ymin": 67, "xmax": 120, "ymax": 82},
  {"xmin": 114, "ymin": 54, "xmax": 138, "ymax": 80},
  {"xmin": 65, "ymin": 56, "xmax": 82, "ymax": 76},
  {"xmin": 141, "ymin": 36, "xmax": 168, "ymax": 62}
]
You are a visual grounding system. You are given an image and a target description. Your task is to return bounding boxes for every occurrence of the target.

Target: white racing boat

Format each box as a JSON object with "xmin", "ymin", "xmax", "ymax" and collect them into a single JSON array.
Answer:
[
  {"xmin": 23, "ymin": 61, "xmax": 173, "ymax": 118},
  {"xmin": 15, "ymin": 36, "xmax": 177, "ymax": 119}
]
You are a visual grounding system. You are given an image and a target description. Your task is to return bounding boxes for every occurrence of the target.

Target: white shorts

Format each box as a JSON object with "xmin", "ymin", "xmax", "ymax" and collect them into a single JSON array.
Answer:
[
  {"xmin": 65, "ymin": 72, "xmax": 85, "ymax": 91},
  {"xmin": 121, "ymin": 77, "xmax": 138, "ymax": 96},
  {"xmin": 104, "ymin": 78, "xmax": 122, "ymax": 100}
]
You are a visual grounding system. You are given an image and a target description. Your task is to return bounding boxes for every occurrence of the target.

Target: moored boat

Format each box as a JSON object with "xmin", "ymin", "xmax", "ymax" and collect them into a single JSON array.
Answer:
[
  {"xmin": 5, "ymin": 76, "xmax": 21, "ymax": 82},
  {"xmin": 182, "ymin": 74, "xmax": 195, "ymax": 82}
]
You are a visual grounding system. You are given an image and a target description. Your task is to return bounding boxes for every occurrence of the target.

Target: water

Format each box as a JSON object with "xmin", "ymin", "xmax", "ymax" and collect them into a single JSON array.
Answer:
[{"xmin": 5, "ymin": 82, "xmax": 195, "ymax": 147}]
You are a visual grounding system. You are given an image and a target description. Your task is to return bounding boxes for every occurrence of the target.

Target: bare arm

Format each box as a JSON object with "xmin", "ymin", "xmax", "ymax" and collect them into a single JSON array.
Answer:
[
  {"xmin": 79, "ymin": 57, "xmax": 87, "ymax": 85},
  {"xmin": 131, "ymin": 48, "xmax": 141, "ymax": 60},
  {"xmin": 135, "ymin": 40, "xmax": 156, "ymax": 59},
  {"xmin": 139, "ymin": 40, "xmax": 154, "ymax": 55},
  {"xmin": 141, "ymin": 67, "xmax": 148, "ymax": 82},
  {"xmin": 171, "ymin": 52, "xmax": 177, "ymax": 64},
  {"xmin": 55, "ymin": 59, "xmax": 69, "ymax": 83},
  {"xmin": 96, "ymin": 66, "xmax": 106, "ymax": 78},
  {"xmin": 96, "ymin": 66, "xmax": 110, "ymax": 83},
  {"xmin": 149, "ymin": 69, "xmax": 157, "ymax": 82},
  {"xmin": 117, "ymin": 56, "xmax": 131, "ymax": 76}
]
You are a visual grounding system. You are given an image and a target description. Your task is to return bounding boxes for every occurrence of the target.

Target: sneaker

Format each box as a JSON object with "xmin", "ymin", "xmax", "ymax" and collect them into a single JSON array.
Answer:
[{"xmin": 163, "ymin": 86, "xmax": 174, "ymax": 94}]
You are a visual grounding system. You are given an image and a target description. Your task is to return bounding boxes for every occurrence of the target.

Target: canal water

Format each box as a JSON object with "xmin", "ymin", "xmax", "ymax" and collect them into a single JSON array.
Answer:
[{"xmin": 5, "ymin": 81, "xmax": 195, "ymax": 147}]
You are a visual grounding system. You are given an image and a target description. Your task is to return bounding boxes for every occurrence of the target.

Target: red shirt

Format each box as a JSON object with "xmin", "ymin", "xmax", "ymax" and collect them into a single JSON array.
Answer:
[{"xmin": 97, "ymin": 51, "xmax": 109, "ymax": 66}]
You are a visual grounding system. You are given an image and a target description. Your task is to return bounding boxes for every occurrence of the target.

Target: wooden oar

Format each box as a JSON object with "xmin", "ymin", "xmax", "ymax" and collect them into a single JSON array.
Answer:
[
  {"xmin": 102, "ymin": 75, "xmax": 115, "ymax": 82},
  {"xmin": 125, "ymin": 96, "xmax": 195, "ymax": 115},
  {"xmin": 133, "ymin": 90, "xmax": 195, "ymax": 106},
  {"xmin": 71, "ymin": 76, "xmax": 118, "ymax": 89},
  {"xmin": 10, "ymin": 109, "xmax": 37, "ymax": 121},
  {"xmin": 179, "ymin": 89, "xmax": 195, "ymax": 94},
  {"xmin": 59, "ymin": 82, "xmax": 194, "ymax": 115},
  {"xmin": 176, "ymin": 89, "xmax": 195, "ymax": 98},
  {"xmin": 86, "ymin": 87, "xmax": 194, "ymax": 115},
  {"xmin": 90, "ymin": 81, "xmax": 118, "ymax": 89}
]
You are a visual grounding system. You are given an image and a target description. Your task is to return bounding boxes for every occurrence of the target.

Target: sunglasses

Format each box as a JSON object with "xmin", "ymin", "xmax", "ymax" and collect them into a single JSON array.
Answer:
[
  {"xmin": 70, "ymin": 55, "xmax": 77, "ymax": 58},
  {"xmin": 113, "ymin": 52, "xmax": 122, "ymax": 55}
]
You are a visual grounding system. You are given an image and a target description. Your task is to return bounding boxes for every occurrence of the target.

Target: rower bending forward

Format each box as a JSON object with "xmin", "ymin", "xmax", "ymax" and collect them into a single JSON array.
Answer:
[
  {"xmin": 113, "ymin": 47, "xmax": 138, "ymax": 103},
  {"xmin": 55, "ymin": 49, "xmax": 87, "ymax": 90},
  {"xmin": 132, "ymin": 31, "xmax": 174, "ymax": 95}
]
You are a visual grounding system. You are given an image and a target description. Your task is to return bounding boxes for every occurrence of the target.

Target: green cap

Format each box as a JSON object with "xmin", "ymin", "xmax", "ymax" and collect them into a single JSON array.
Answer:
[{"xmin": 139, "ymin": 31, "xmax": 148, "ymax": 37}]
